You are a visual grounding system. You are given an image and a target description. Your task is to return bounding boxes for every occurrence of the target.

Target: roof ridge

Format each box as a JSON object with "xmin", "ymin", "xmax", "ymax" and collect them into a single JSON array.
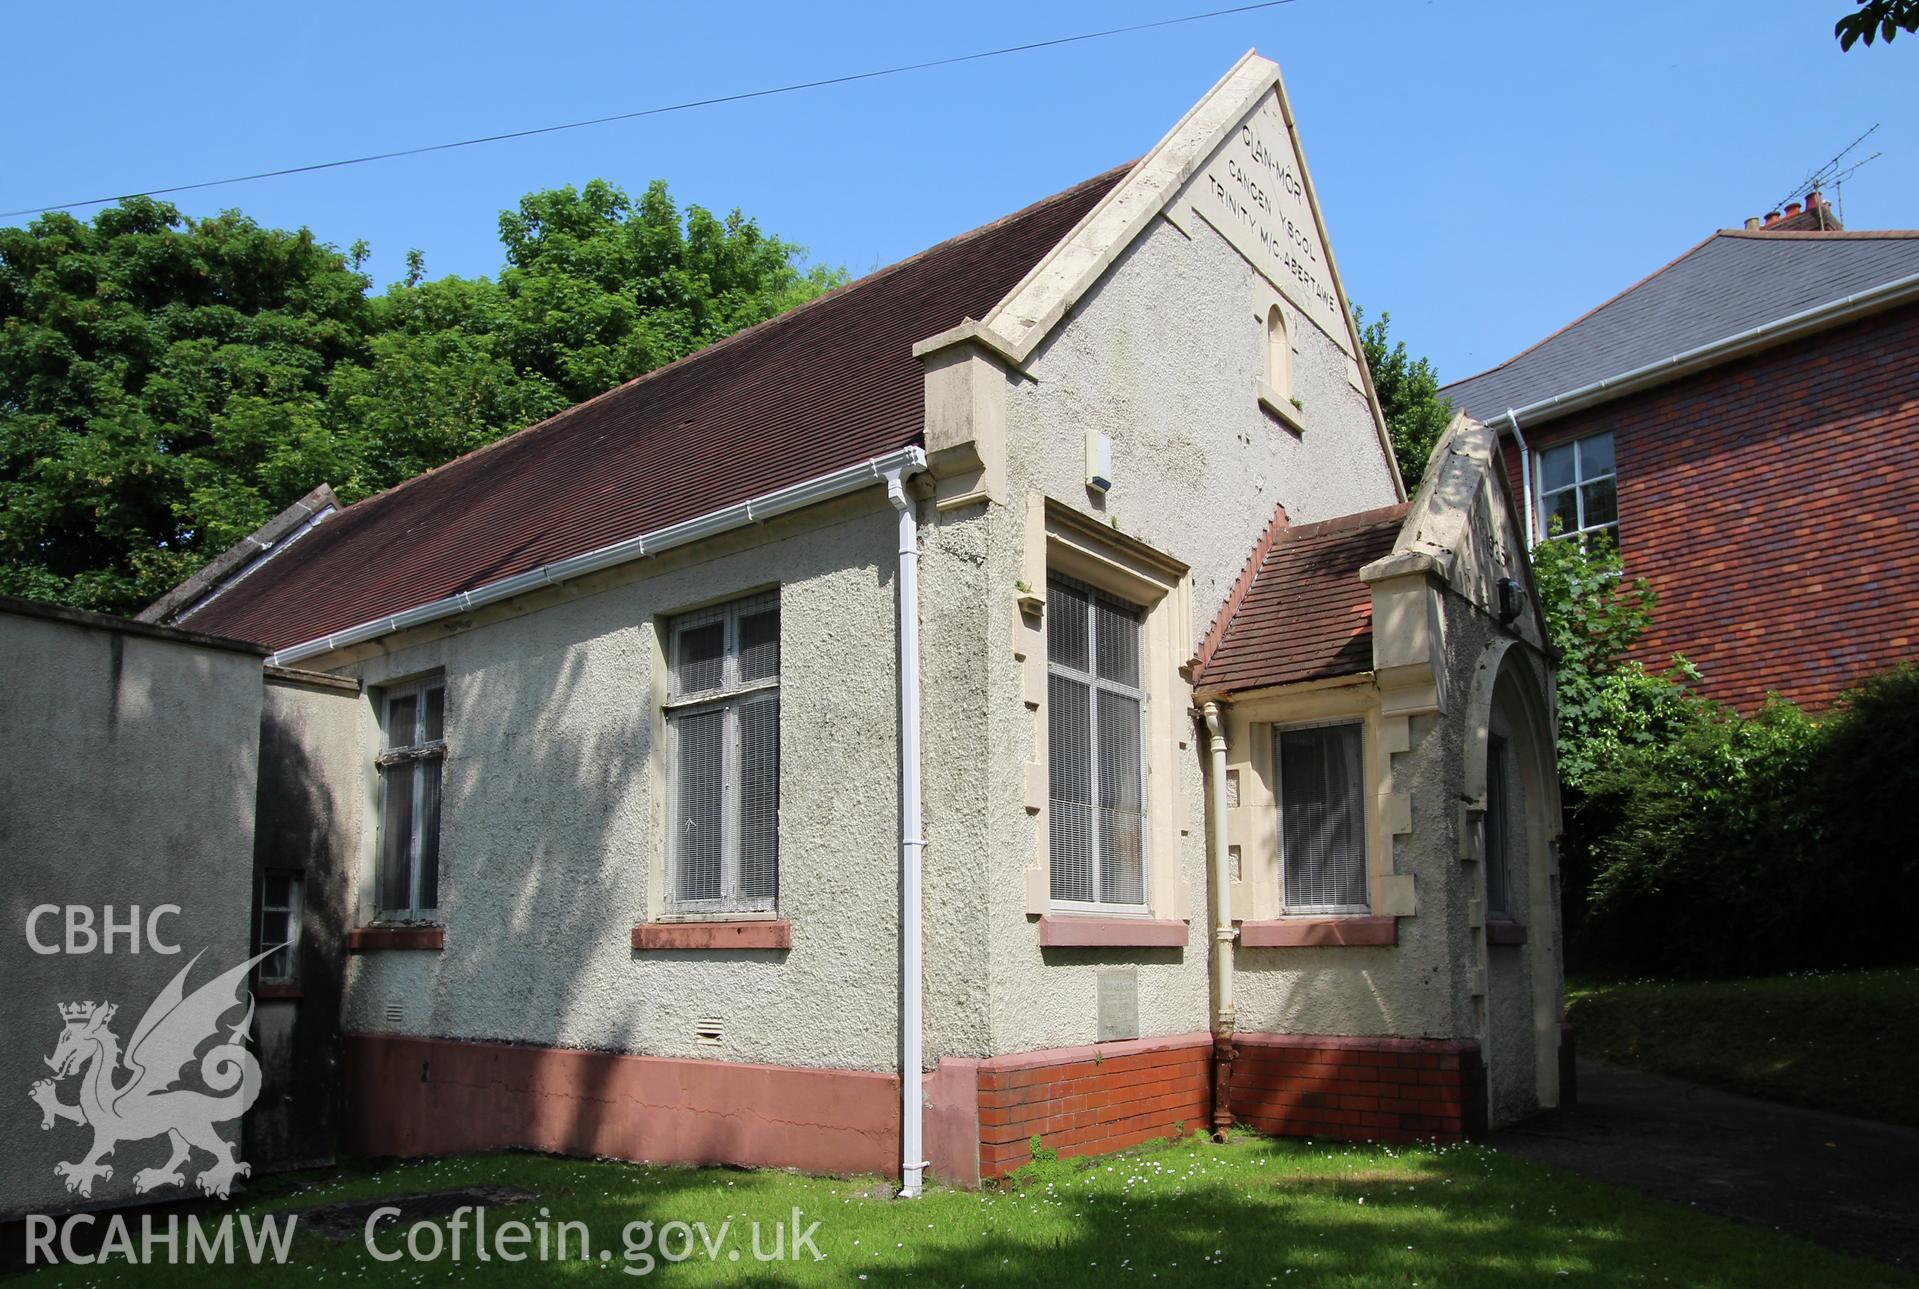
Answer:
[
  {"xmin": 1717, "ymin": 228, "xmax": 1919, "ymax": 240},
  {"xmin": 1442, "ymin": 232, "xmax": 1723, "ymax": 395},
  {"xmin": 310, "ymin": 161, "xmax": 1139, "ymax": 526}
]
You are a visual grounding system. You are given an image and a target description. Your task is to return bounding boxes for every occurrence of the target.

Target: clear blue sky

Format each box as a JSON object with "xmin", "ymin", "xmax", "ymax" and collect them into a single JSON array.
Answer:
[{"xmin": 3, "ymin": 0, "xmax": 1912, "ymax": 384}]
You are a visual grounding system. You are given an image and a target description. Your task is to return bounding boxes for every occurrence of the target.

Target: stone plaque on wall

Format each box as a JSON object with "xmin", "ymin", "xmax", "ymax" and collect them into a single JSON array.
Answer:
[
  {"xmin": 1184, "ymin": 92, "xmax": 1355, "ymax": 359},
  {"xmin": 1096, "ymin": 967, "xmax": 1140, "ymax": 1042}
]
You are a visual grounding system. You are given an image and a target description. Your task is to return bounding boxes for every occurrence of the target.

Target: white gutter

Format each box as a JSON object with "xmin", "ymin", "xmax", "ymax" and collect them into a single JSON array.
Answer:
[
  {"xmin": 1503, "ymin": 409, "xmax": 1535, "ymax": 549},
  {"xmin": 264, "ymin": 446, "xmax": 930, "ymax": 667},
  {"xmin": 885, "ymin": 463, "xmax": 928, "ymax": 1198},
  {"xmin": 1488, "ymin": 268, "xmax": 1919, "ymax": 434},
  {"xmin": 1201, "ymin": 701, "xmax": 1235, "ymax": 1142}
]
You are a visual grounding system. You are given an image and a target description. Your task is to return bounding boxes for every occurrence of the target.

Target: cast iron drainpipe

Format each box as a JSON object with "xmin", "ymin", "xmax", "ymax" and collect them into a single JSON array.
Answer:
[
  {"xmin": 1202, "ymin": 702, "xmax": 1237, "ymax": 1141},
  {"xmin": 886, "ymin": 465, "xmax": 928, "ymax": 1197}
]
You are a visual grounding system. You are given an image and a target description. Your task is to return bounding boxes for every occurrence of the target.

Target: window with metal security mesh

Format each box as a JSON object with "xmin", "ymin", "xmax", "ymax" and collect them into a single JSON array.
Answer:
[
  {"xmin": 1485, "ymin": 736, "xmax": 1513, "ymax": 918},
  {"xmin": 259, "ymin": 871, "xmax": 302, "ymax": 982},
  {"xmin": 666, "ymin": 593, "xmax": 780, "ymax": 914},
  {"xmin": 1048, "ymin": 575, "xmax": 1147, "ymax": 908},
  {"xmin": 376, "ymin": 676, "xmax": 446, "ymax": 919},
  {"xmin": 1538, "ymin": 430, "xmax": 1617, "ymax": 545},
  {"xmin": 1275, "ymin": 721, "xmax": 1368, "ymax": 913}
]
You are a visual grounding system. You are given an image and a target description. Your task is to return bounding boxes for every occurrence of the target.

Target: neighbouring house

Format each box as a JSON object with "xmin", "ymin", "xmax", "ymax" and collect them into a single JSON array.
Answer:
[
  {"xmin": 1442, "ymin": 197, "xmax": 1919, "ymax": 711},
  {"xmin": 6, "ymin": 51, "xmax": 1563, "ymax": 1202}
]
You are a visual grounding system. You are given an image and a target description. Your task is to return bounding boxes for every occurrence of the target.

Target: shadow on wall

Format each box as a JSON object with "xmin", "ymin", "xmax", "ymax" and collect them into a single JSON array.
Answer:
[
  {"xmin": 249, "ymin": 692, "xmax": 351, "ymax": 1171},
  {"xmin": 345, "ymin": 547, "xmax": 904, "ymax": 1169}
]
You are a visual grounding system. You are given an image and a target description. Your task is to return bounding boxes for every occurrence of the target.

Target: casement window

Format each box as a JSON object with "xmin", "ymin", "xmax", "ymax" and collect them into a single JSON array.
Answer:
[
  {"xmin": 259, "ymin": 871, "xmax": 302, "ymax": 982},
  {"xmin": 1275, "ymin": 721, "xmax": 1369, "ymax": 914},
  {"xmin": 1047, "ymin": 575, "xmax": 1148, "ymax": 909},
  {"xmin": 376, "ymin": 676, "xmax": 445, "ymax": 920},
  {"xmin": 1538, "ymin": 430, "xmax": 1617, "ymax": 545},
  {"xmin": 1485, "ymin": 736, "xmax": 1513, "ymax": 919},
  {"xmin": 666, "ymin": 593, "xmax": 780, "ymax": 914}
]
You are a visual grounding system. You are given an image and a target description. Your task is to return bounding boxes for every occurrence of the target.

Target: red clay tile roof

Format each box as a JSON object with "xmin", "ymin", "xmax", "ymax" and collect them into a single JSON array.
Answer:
[
  {"xmin": 1193, "ymin": 504, "xmax": 1408, "ymax": 696},
  {"xmin": 177, "ymin": 165, "xmax": 1131, "ymax": 650}
]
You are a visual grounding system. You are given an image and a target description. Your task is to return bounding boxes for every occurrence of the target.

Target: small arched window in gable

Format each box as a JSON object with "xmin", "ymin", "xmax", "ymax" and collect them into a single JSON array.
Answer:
[
  {"xmin": 1259, "ymin": 304, "xmax": 1302, "ymax": 429},
  {"xmin": 1266, "ymin": 305, "xmax": 1291, "ymax": 395}
]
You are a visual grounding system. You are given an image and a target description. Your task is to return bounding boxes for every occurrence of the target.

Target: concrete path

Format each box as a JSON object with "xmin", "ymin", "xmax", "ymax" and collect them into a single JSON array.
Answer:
[{"xmin": 1490, "ymin": 1058, "xmax": 1919, "ymax": 1272}]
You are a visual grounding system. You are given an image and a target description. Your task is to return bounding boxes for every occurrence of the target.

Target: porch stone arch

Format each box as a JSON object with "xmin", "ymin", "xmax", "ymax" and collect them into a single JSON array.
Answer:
[{"xmin": 1461, "ymin": 637, "xmax": 1563, "ymax": 1122}]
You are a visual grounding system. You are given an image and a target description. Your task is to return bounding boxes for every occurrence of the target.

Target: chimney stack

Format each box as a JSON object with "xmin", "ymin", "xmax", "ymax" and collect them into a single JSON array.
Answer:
[
  {"xmin": 1744, "ymin": 216, "xmax": 1763, "ymax": 230},
  {"xmin": 1757, "ymin": 191, "xmax": 1843, "ymax": 232}
]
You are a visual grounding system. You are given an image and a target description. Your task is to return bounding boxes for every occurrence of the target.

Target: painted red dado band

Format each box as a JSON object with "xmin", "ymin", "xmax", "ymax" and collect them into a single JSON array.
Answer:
[
  {"xmin": 1238, "ymin": 916, "xmax": 1397, "ymax": 948},
  {"xmin": 1036, "ymin": 915, "xmax": 1189, "ymax": 948},
  {"xmin": 631, "ymin": 920, "xmax": 792, "ymax": 951},
  {"xmin": 347, "ymin": 926, "xmax": 445, "ymax": 952},
  {"xmin": 344, "ymin": 1034, "xmax": 895, "ymax": 1175}
]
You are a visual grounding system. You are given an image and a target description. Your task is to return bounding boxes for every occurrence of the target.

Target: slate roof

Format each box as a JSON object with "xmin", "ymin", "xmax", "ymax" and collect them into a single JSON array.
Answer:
[
  {"xmin": 1442, "ymin": 230, "xmax": 1919, "ymax": 422},
  {"xmin": 1193, "ymin": 504, "xmax": 1408, "ymax": 697},
  {"xmin": 176, "ymin": 165, "xmax": 1131, "ymax": 650}
]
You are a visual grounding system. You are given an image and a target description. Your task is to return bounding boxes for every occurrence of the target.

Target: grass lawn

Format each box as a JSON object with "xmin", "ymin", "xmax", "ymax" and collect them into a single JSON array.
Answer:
[
  {"xmin": 26, "ymin": 1131, "xmax": 1908, "ymax": 1286},
  {"xmin": 1567, "ymin": 965, "xmax": 1919, "ymax": 1127}
]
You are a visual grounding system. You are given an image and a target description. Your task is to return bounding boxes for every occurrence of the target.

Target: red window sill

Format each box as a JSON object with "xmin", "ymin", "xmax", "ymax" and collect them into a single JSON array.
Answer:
[
  {"xmin": 1037, "ymin": 915, "xmax": 1189, "ymax": 948},
  {"xmin": 255, "ymin": 980, "xmax": 303, "ymax": 1001},
  {"xmin": 1486, "ymin": 919, "xmax": 1528, "ymax": 946},
  {"xmin": 347, "ymin": 926, "xmax": 445, "ymax": 952},
  {"xmin": 1239, "ymin": 915, "xmax": 1397, "ymax": 948},
  {"xmin": 631, "ymin": 920, "xmax": 792, "ymax": 951}
]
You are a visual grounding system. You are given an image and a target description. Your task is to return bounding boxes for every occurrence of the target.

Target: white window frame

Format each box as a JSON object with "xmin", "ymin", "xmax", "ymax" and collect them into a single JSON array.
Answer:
[
  {"xmin": 664, "ymin": 592, "xmax": 780, "ymax": 917},
  {"xmin": 375, "ymin": 675, "xmax": 446, "ymax": 921},
  {"xmin": 1535, "ymin": 430, "xmax": 1618, "ymax": 545},
  {"xmin": 1274, "ymin": 717, "xmax": 1371, "ymax": 916},
  {"xmin": 1046, "ymin": 574, "xmax": 1151, "ymax": 915},
  {"xmin": 258, "ymin": 870, "xmax": 302, "ymax": 983}
]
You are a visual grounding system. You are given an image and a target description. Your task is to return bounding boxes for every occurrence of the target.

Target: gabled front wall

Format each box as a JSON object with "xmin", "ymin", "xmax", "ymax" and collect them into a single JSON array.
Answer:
[{"xmin": 917, "ymin": 185, "xmax": 1399, "ymax": 1064}]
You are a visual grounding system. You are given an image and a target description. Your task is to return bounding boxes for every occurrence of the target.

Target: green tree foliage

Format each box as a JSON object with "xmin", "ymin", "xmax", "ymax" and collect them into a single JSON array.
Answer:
[
  {"xmin": 0, "ymin": 199, "xmax": 374, "ymax": 611},
  {"xmin": 1575, "ymin": 671, "xmax": 1919, "ymax": 977},
  {"xmin": 1529, "ymin": 530, "xmax": 1694, "ymax": 790},
  {"xmin": 1, "ymin": 181, "xmax": 841, "ymax": 614},
  {"xmin": 1835, "ymin": 0, "xmax": 1919, "ymax": 48},
  {"xmin": 1536, "ymin": 527, "xmax": 1919, "ymax": 975},
  {"xmin": 1353, "ymin": 306, "xmax": 1453, "ymax": 489}
]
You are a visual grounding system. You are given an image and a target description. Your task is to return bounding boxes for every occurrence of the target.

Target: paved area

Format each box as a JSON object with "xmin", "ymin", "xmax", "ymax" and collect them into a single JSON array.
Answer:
[{"xmin": 1491, "ymin": 1058, "xmax": 1919, "ymax": 1272}]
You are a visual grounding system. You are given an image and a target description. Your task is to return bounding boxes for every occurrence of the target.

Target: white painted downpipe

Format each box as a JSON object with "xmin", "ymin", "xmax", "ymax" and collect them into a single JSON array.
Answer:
[
  {"xmin": 886, "ymin": 465, "xmax": 927, "ymax": 1198},
  {"xmin": 1202, "ymin": 703, "xmax": 1235, "ymax": 1031},
  {"xmin": 1504, "ymin": 409, "xmax": 1535, "ymax": 549}
]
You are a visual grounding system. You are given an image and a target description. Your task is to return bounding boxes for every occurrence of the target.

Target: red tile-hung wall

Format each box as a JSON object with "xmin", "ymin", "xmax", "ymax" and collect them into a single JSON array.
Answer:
[{"xmin": 1502, "ymin": 301, "xmax": 1919, "ymax": 712}]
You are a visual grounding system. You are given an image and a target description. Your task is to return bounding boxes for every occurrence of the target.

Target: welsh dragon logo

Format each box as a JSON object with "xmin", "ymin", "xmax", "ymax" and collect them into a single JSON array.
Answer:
[{"xmin": 28, "ymin": 948, "xmax": 273, "ymax": 1199}]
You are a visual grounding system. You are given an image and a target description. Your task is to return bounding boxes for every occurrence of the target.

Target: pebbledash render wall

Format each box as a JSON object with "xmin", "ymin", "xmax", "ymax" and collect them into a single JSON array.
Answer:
[
  {"xmin": 1500, "ymin": 300, "xmax": 1919, "ymax": 712},
  {"xmin": 318, "ymin": 495, "xmax": 911, "ymax": 1173},
  {"xmin": 917, "ymin": 211, "xmax": 1397, "ymax": 1065}
]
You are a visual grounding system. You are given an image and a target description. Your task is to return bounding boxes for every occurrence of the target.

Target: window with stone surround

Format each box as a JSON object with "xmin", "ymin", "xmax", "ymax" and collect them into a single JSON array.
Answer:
[
  {"xmin": 1275, "ymin": 720, "xmax": 1370, "ymax": 914},
  {"xmin": 1047, "ymin": 574, "xmax": 1148, "ymax": 910}
]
